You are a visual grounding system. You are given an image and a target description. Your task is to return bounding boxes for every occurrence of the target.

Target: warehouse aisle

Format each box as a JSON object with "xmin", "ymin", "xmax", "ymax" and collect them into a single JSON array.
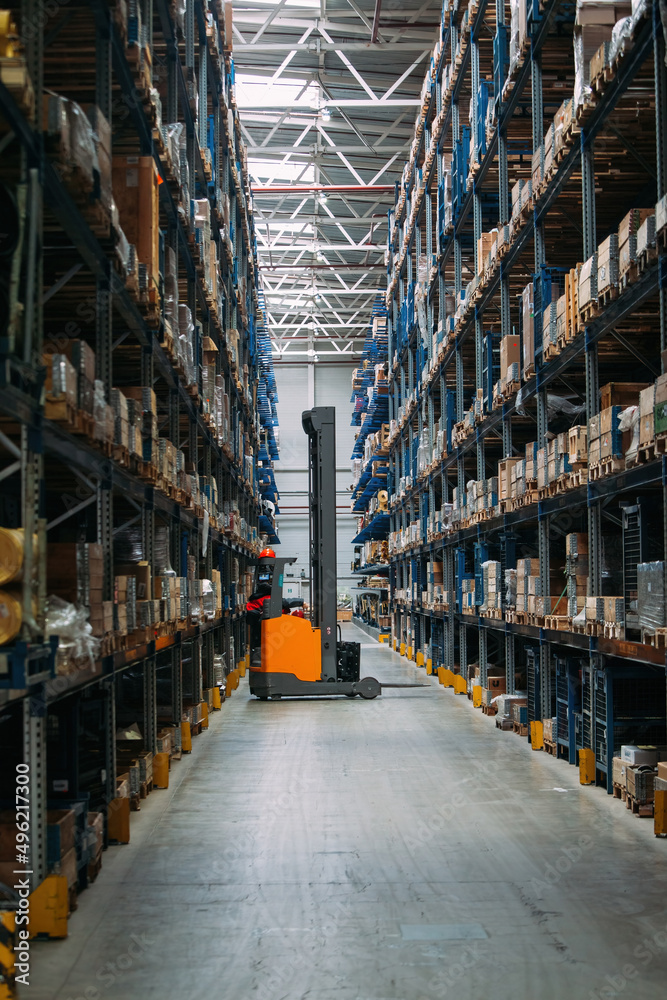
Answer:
[{"xmin": 30, "ymin": 625, "xmax": 667, "ymax": 1000}]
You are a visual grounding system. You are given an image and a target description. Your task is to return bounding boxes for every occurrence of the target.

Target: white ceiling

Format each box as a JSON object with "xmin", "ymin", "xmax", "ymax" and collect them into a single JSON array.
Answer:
[{"xmin": 231, "ymin": 0, "xmax": 441, "ymax": 360}]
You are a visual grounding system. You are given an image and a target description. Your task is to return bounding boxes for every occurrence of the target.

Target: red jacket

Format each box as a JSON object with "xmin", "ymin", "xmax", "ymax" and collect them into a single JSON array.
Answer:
[{"xmin": 247, "ymin": 594, "xmax": 270, "ymax": 613}]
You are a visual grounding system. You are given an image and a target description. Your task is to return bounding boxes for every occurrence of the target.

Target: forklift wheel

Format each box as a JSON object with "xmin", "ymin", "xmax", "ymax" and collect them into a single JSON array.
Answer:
[
  {"xmin": 345, "ymin": 692, "xmax": 357, "ymax": 698},
  {"xmin": 356, "ymin": 677, "xmax": 381, "ymax": 700}
]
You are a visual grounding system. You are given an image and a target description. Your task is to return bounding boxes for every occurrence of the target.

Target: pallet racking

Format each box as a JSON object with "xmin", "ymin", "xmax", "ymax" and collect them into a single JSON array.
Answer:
[
  {"xmin": 0, "ymin": 0, "xmax": 279, "ymax": 901},
  {"xmin": 350, "ymin": 294, "xmax": 391, "ymax": 636},
  {"xmin": 385, "ymin": 0, "xmax": 667, "ymax": 788}
]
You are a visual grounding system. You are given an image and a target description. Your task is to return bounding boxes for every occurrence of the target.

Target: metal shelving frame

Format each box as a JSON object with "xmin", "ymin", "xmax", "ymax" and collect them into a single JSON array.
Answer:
[
  {"xmin": 0, "ymin": 0, "xmax": 279, "ymax": 889},
  {"xmin": 349, "ymin": 294, "xmax": 391, "ymax": 623},
  {"xmin": 386, "ymin": 0, "xmax": 667, "ymax": 787}
]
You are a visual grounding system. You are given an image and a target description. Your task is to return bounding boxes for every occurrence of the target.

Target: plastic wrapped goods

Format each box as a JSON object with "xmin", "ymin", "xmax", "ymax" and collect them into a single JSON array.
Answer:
[
  {"xmin": 0, "ymin": 588, "xmax": 23, "ymax": 644},
  {"xmin": 46, "ymin": 594, "xmax": 100, "ymax": 673},
  {"xmin": 637, "ymin": 561, "xmax": 666, "ymax": 634}
]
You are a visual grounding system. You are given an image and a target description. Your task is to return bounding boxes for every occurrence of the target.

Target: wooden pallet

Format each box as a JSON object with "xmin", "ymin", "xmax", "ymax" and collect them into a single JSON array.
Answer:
[
  {"xmin": 584, "ymin": 621, "xmax": 599, "ymax": 637},
  {"xmin": 543, "ymin": 738, "xmax": 558, "ymax": 757},
  {"xmin": 496, "ymin": 715, "xmax": 514, "ymax": 731},
  {"xmin": 139, "ymin": 778, "xmax": 153, "ymax": 799},
  {"xmin": 481, "ymin": 703, "xmax": 497, "ymax": 717},
  {"xmin": 542, "ymin": 340, "xmax": 561, "ymax": 362},
  {"xmin": 603, "ymin": 622, "xmax": 625, "ymax": 640},
  {"xmin": 597, "ymin": 283, "xmax": 619, "ymax": 309},
  {"xmin": 480, "ymin": 607, "xmax": 503, "ymax": 620},
  {"xmin": 588, "ymin": 457, "xmax": 624, "ymax": 481},
  {"xmin": 612, "ymin": 782, "xmax": 627, "ymax": 802},
  {"xmin": 519, "ymin": 488, "xmax": 539, "ymax": 507},
  {"xmin": 641, "ymin": 628, "xmax": 667, "ymax": 649},
  {"xmin": 636, "ymin": 245, "xmax": 658, "ymax": 275},
  {"xmin": 502, "ymin": 378, "xmax": 521, "ymax": 401},
  {"xmin": 618, "ymin": 264, "xmax": 638, "ymax": 292},
  {"xmin": 626, "ymin": 793, "xmax": 654, "ymax": 818},
  {"xmin": 513, "ymin": 721, "xmax": 528, "ymax": 737},
  {"xmin": 580, "ymin": 301, "xmax": 600, "ymax": 325},
  {"xmin": 591, "ymin": 62, "xmax": 614, "ymax": 95},
  {"xmin": 544, "ymin": 615, "xmax": 571, "ymax": 631},
  {"xmin": 87, "ymin": 853, "xmax": 103, "ymax": 883},
  {"xmin": 44, "ymin": 398, "xmax": 91, "ymax": 435},
  {"xmin": 568, "ymin": 467, "xmax": 588, "ymax": 488},
  {"xmin": 112, "ymin": 444, "xmax": 131, "ymax": 468},
  {"xmin": 637, "ymin": 440, "xmax": 657, "ymax": 464}
]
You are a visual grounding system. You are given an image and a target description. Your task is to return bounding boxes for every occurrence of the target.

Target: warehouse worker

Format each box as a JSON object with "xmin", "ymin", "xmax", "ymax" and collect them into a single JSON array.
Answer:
[{"xmin": 246, "ymin": 548, "xmax": 276, "ymax": 658}]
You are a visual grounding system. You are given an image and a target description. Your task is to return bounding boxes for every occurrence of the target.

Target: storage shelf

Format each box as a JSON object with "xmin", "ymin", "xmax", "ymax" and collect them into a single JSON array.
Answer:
[
  {"xmin": 0, "ymin": 0, "xmax": 280, "ymax": 892},
  {"xmin": 352, "ymin": 513, "xmax": 390, "ymax": 545},
  {"xmin": 383, "ymin": 0, "xmax": 667, "ymax": 772},
  {"xmin": 351, "ymin": 563, "xmax": 390, "ymax": 575}
]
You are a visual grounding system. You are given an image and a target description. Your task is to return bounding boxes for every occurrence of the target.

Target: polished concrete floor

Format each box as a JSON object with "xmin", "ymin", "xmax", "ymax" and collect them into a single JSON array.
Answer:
[{"xmin": 31, "ymin": 626, "xmax": 667, "ymax": 1000}]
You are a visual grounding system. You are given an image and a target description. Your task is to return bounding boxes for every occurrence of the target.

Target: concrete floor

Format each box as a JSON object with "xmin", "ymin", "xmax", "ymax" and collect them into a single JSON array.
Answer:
[{"xmin": 30, "ymin": 625, "xmax": 667, "ymax": 1000}]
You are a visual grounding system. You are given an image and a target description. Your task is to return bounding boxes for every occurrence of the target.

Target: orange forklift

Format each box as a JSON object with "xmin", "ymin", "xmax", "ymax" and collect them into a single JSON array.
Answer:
[{"xmin": 249, "ymin": 407, "xmax": 383, "ymax": 699}]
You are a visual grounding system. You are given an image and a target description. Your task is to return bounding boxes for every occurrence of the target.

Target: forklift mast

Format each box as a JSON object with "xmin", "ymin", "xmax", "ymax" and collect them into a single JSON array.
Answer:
[{"xmin": 302, "ymin": 406, "xmax": 338, "ymax": 680}]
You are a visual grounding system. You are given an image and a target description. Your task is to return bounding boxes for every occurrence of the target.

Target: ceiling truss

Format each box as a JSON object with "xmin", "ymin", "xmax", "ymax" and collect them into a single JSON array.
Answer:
[{"xmin": 231, "ymin": 0, "xmax": 440, "ymax": 356}]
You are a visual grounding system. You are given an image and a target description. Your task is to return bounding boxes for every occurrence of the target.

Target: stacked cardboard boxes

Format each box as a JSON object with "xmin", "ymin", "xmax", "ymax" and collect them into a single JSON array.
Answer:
[
  {"xmin": 112, "ymin": 155, "xmax": 160, "ymax": 303},
  {"xmin": 48, "ymin": 543, "xmax": 111, "ymax": 637},
  {"xmin": 481, "ymin": 561, "xmax": 502, "ymax": 612}
]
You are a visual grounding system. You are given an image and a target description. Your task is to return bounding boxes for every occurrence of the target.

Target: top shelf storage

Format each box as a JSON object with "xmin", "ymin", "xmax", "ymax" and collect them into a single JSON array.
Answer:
[
  {"xmin": 384, "ymin": 0, "xmax": 667, "ymax": 664},
  {"xmin": 0, "ymin": 0, "xmax": 280, "ymax": 694}
]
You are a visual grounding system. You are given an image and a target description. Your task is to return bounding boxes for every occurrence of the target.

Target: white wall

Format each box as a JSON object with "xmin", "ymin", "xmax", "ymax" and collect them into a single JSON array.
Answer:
[{"xmin": 273, "ymin": 363, "xmax": 357, "ymax": 601}]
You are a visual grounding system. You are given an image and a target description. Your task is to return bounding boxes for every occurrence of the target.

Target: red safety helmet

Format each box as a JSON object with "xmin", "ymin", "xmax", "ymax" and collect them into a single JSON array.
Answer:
[{"xmin": 259, "ymin": 547, "xmax": 276, "ymax": 559}]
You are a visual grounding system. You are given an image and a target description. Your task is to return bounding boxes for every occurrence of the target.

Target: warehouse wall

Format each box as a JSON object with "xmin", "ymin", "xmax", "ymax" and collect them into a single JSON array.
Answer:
[{"xmin": 273, "ymin": 362, "xmax": 357, "ymax": 603}]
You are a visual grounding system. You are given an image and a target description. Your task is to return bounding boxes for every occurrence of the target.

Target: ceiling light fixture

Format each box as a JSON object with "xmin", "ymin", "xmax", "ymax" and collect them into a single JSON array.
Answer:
[{"xmin": 321, "ymin": 107, "xmax": 331, "ymax": 122}]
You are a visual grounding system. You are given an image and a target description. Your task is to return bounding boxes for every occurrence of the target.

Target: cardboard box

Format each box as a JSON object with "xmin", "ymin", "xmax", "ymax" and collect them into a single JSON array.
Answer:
[
  {"xmin": 578, "ymin": 253, "xmax": 597, "ymax": 306},
  {"xmin": 626, "ymin": 765, "xmax": 656, "ymax": 803},
  {"xmin": 85, "ymin": 104, "xmax": 112, "ymax": 207},
  {"xmin": 44, "ymin": 353, "xmax": 77, "ymax": 404},
  {"xmin": 522, "ymin": 283, "xmax": 534, "ymax": 373},
  {"xmin": 597, "ymin": 233, "xmax": 618, "ymax": 292},
  {"xmin": 477, "ymin": 232, "xmax": 496, "ymax": 276},
  {"xmin": 639, "ymin": 384, "xmax": 656, "ymax": 445},
  {"xmin": 569, "ymin": 425, "xmax": 588, "ymax": 463},
  {"xmin": 600, "ymin": 381, "xmax": 648, "ymax": 409},
  {"xmin": 122, "ymin": 386, "xmax": 157, "ymax": 415},
  {"xmin": 500, "ymin": 335, "xmax": 521, "ymax": 380},
  {"xmin": 112, "ymin": 155, "xmax": 160, "ymax": 291},
  {"xmin": 576, "ymin": 1, "xmax": 632, "ymax": 27},
  {"xmin": 115, "ymin": 561, "xmax": 152, "ymax": 600},
  {"xmin": 621, "ymin": 745, "xmax": 663, "ymax": 766},
  {"xmin": 618, "ymin": 208, "xmax": 655, "ymax": 273},
  {"xmin": 47, "ymin": 808, "xmax": 76, "ymax": 861},
  {"xmin": 543, "ymin": 718, "xmax": 556, "ymax": 741}
]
